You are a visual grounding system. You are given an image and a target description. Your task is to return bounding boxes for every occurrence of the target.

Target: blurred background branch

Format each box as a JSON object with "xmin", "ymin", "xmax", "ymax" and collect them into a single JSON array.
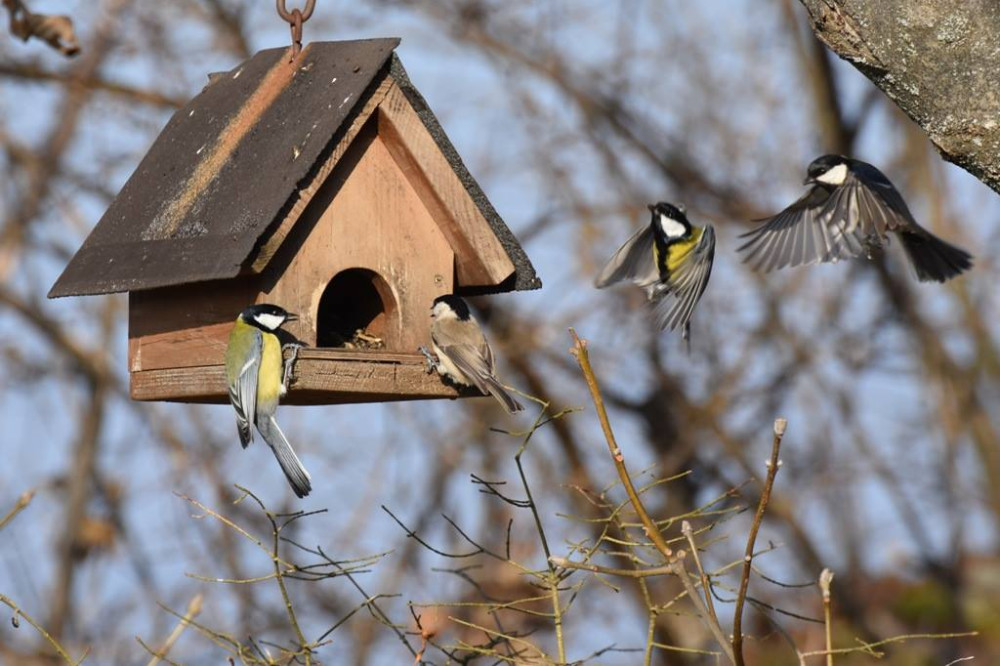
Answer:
[{"xmin": 0, "ymin": 1, "xmax": 996, "ymax": 663}]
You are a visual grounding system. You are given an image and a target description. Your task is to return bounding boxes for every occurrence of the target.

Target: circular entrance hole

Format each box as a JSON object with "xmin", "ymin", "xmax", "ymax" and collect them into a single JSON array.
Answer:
[{"xmin": 317, "ymin": 269, "xmax": 395, "ymax": 349}]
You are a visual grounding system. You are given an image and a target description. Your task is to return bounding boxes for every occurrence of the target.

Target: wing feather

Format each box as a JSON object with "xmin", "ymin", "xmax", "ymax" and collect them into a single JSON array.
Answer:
[
  {"xmin": 595, "ymin": 224, "xmax": 658, "ymax": 289},
  {"xmin": 819, "ymin": 172, "xmax": 902, "ymax": 260},
  {"xmin": 738, "ymin": 187, "xmax": 847, "ymax": 271},
  {"xmin": 439, "ymin": 343, "xmax": 492, "ymax": 394},
  {"xmin": 652, "ymin": 226, "xmax": 715, "ymax": 334},
  {"xmin": 437, "ymin": 342, "xmax": 523, "ymax": 413},
  {"xmin": 229, "ymin": 330, "xmax": 261, "ymax": 448}
]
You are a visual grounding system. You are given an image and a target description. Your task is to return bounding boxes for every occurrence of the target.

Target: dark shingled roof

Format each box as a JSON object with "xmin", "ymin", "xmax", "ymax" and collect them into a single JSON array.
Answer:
[{"xmin": 49, "ymin": 39, "xmax": 539, "ymax": 298}]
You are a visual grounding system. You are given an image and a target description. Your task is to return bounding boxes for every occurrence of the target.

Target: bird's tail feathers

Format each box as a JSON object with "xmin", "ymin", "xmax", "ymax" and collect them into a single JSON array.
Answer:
[
  {"xmin": 238, "ymin": 422, "xmax": 252, "ymax": 449},
  {"xmin": 898, "ymin": 231, "xmax": 972, "ymax": 283},
  {"xmin": 482, "ymin": 376, "xmax": 524, "ymax": 414},
  {"xmin": 257, "ymin": 416, "xmax": 313, "ymax": 498}
]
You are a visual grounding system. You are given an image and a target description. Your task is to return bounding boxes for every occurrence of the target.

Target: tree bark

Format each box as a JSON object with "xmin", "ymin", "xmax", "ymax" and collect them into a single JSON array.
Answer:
[{"xmin": 799, "ymin": 0, "xmax": 1000, "ymax": 195}]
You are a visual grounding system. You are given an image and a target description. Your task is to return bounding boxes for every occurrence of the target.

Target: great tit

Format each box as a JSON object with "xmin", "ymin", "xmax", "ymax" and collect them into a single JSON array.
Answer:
[
  {"xmin": 737, "ymin": 154, "xmax": 972, "ymax": 282},
  {"xmin": 224, "ymin": 304, "xmax": 312, "ymax": 498},
  {"xmin": 422, "ymin": 295, "xmax": 523, "ymax": 414},
  {"xmin": 595, "ymin": 202, "xmax": 716, "ymax": 340}
]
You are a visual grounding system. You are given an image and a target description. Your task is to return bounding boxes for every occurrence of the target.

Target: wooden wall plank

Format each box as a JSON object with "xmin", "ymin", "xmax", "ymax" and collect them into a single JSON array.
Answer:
[
  {"xmin": 248, "ymin": 74, "xmax": 396, "ymax": 273},
  {"xmin": 128, "ymin": 280, "xmax": 258, "ymax": 372},
  {"xmin": 263, "ymin": 132, "xmax": 454, "ymax": 352},
  {"xmin": 376, "ymin": 84, "xmax": 516, "ymax": 288},
  {"xmin": 129, "ymin": 351, "xmax": 470, "ymax": 405}
]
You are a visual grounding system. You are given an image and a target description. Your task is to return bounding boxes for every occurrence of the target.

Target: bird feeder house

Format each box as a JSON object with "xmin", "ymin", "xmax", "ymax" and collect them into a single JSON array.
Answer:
[{"xmin": 48, "ymin": 39, "xmax": 539, "ymax": 405}]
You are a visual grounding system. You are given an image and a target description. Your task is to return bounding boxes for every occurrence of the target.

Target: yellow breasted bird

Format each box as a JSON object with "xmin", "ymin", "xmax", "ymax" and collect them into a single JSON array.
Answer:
[
  {"xmin": 595, "ymin": 202, "xmax": 716, "ymax": 339},
  {"xmin": 224, "ymin": 304, "xmax": 311, "ymax": 498}
]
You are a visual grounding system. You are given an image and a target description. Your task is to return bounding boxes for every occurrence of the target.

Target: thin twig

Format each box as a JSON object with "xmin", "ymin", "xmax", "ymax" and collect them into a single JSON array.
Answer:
[
  {"xmin": 0, "ymin": 489, "xmax": 34, "ymax": 531},
  {"xmin": 568, "ymin": 329, "xmax": 672, "ymax": 558},
  {"xmin": 265, "ymin": 504, "xmax": 311, "ymax": 663},
  {"xmin": 798, "ymin": 631, "xmax": 978, "ymax": 660},
  {"xmin": 0, "ymin": 594, "xmax": 83, "ymax": 664},
  {"xmin": 819, "ymin": 569, "xmax": 834, "ymax": 666},
  {"xmin": 568, "ymin": 329, "xmax": 735, "ymax": 664},
  {"xmin": 411, "ymin": 609, "xmax": 432, "ymax": 666},
  {"xmin": 551, "ymin": 556, "xmax": 676, "ymax": 578},
  {"xmin": 514, "ymin": 400, "xmax": 566, "ymax": 664},
  {"xmin": 669, "ymin": 556, "xmax": 736, "ymax": 664},
  {"xmin": 733, "ymin": 417, "xmax": 786, "ymax": 666},
  {"xmin": 682, "ymin": 520, "xmax": 721, "ymax": 632},
  {"xmin": 144, "ymin": 594, "xmax": 203, "ymax": 666}
]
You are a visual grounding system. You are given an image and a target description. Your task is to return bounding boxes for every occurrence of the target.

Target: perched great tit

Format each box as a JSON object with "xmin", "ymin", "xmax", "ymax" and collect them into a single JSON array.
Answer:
[
  {"xmin": 224, "ymin": 304, "xmax": 312, "ymax": 498},
  {"xmin": 422, "ymin": 295, "xmax": 523, "ymax": 414},
  {"xmin": 737, "ymin": 154, "xmax": 972, "ymax": 282},
  {"xmin": 595, "ymin": 202, "xmax": 716, "ymax": 340}
]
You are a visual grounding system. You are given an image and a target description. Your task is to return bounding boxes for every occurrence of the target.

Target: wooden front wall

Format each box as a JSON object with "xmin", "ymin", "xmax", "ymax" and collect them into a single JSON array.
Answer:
[{"xmin": 128, "ymin": 121, "xmax": 460, "ymax": 404}]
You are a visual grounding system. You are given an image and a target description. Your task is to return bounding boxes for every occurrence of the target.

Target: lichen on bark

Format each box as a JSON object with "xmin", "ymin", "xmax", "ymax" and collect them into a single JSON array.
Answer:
[{"xmin": 800, "ymin": 0, "xmax": 1000, "ymax": 194}]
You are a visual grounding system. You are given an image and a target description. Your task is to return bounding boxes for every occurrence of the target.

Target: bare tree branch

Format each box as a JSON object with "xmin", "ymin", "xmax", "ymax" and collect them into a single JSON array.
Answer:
[{"xmin": 799, "ymin": 0, "xmax": 1000, "ymax": 194}]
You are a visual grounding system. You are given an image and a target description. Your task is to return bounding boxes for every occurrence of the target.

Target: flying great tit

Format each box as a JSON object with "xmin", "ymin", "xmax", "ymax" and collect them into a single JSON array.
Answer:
[
  {"xmin": 595, "ymin": 202, "xmax": 716, "ymax": 340},
  {"xmin": 737, "ymin": 154, "xmax": 972, "ymax": 282},
  {"xmin": 422, "ymin": 295, "xmax": 523, "ymax": 414},
  {"xmin": 224, "ymin": 304, "xmax": 312, "ymax": 498}
]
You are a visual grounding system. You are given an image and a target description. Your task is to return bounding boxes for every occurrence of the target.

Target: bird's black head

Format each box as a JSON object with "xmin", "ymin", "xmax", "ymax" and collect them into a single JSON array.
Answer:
[
  {"xmin": 432, "ymin": 294, "xmax": 471, "ymax": 321},
  {"xmin": 241, "ymin": 303, "xmax": 297, "ymax": 331},
  {"xmin": 648, "ymin": 202, "xmax": 691, "ymax": 241},
  {"xmin": 805, "ymin": 154, "xmax": 850, "ymax": 186}
]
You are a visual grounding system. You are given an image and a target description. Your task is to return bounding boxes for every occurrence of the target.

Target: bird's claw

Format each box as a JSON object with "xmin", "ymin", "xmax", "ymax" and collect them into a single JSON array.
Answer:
[
  {"xmin": 418, "ymin": 346, "xmax": 438, "ymax": 374},
  {"xmin": 282, "ymin": 342, "xmax": 305, "ymax": 393}
]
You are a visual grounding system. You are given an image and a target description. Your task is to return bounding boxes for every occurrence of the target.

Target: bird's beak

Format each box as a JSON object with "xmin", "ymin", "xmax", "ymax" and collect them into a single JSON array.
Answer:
[
  {"xmin": 802, "ymin": 176, "xmax": 815, "ymax": 186},
  {"xmin": 646, "ymin": 204, "xmax": 656, "ymax": 213},
  {"xmin": 286, "ymin": 313, "xmax": 299, "ymax": 322}
]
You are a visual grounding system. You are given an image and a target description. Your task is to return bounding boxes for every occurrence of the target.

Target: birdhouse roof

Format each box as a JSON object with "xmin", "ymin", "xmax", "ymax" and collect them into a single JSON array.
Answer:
[{"xmin": 49, "ymin": 38, "xmax": 539, "ymax": 299}]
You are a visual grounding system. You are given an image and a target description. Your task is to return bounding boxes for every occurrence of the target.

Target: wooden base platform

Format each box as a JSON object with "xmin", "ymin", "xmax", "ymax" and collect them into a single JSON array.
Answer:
[{"xmin": 129, "ymin": 348, "xmax": 471, "ymax": 405}]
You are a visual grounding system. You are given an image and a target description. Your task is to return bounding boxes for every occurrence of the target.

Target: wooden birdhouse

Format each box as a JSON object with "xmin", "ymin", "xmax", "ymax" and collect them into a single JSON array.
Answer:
[{"xmin": 48, "ymin": 39, "xmax": 540, "ymax": 405}]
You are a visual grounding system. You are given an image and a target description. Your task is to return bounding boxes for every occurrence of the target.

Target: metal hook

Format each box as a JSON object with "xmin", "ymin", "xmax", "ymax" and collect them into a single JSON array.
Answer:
[{"xmin": 276, "ymin": 0, "xmax": 316, "ymax": 58}]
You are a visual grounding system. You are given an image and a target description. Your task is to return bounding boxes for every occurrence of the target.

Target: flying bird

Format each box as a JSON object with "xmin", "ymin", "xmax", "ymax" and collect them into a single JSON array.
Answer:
[
  {"xmin": 595, "ymin": 202, "xmax": 716, "ymax": 340},
  {"xmin": 737, "ymin": 154, "xmax": 972, "ymax": 282},
  {"xmin": 224, "ymin": 304, "xmax": 312, "ymax": 498}
]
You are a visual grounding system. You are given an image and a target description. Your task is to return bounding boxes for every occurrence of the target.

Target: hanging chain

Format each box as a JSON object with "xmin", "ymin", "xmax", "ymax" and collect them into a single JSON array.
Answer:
[{"xmin": 276, "ymin": 0, "xmax": 316, "ymax": 58}]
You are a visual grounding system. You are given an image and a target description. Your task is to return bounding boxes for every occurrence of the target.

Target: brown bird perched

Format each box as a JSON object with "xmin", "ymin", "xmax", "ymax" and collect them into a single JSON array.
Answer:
[{"xmin": 421, "ymin": 295, "xmax": 523, "ymax": 414}]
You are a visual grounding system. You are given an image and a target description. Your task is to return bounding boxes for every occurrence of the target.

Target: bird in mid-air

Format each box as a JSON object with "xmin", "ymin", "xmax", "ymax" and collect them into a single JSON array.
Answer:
[
  {"xmin": 224, "ymin": 304, "xmax": 312, "ymax": 498},
  {"xmin": 737, "ymin": 154, "xmax": 972, "ymax": 282},
  {"xmin": 594, "ymin": 202, "xmax": 716, "ymax": 340},
  {"xmin": 421, "ymin": 295, "xmax": 523, "ymax": 414}
]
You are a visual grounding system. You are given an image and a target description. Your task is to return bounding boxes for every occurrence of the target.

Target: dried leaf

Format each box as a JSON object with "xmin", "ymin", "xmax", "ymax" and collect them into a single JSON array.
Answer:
[
  {"xmin": 4, "ymin": 0, "xmax": 80, "ymax": 57},
  {"xmin": 25, "ymin": 12, "xmax": 80, "ymax": 56}
]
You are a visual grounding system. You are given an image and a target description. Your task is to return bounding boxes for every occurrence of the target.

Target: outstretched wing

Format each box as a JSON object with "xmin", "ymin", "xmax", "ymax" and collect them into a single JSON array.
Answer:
[
  {"xmin": 229, "ymin": 329, "xmax": 262, "ymax": 448},
  {"xmin": 737, "ymin": 187, "xmax": 843, "ymax": 271},
  {"xmin": 595, "ymin": 224, "xmax": 658, "ymax": 289},
  {"xmin": 818, "ymin": 168, "xmax": 912, "ymax": 257},
  {"xmin": 652, "ymin": 225, "xmax": 716, "ymax": 334},
  {"xmin": 848, "ymin": 160, "xmax": 917, "ymax": 229}
]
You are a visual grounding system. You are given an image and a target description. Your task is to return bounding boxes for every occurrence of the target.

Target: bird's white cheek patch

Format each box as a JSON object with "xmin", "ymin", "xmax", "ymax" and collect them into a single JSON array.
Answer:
[
  {"xmin": 816, "ymin": 163, "xmax": 848, "ymax": 186},
  {"xmin": 658, "ymin": 214, "xmax": 687, "ymax": 239},
  {"xmin": 254, "ymin": 313, "xmax": 285, "ymax": 330}
]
